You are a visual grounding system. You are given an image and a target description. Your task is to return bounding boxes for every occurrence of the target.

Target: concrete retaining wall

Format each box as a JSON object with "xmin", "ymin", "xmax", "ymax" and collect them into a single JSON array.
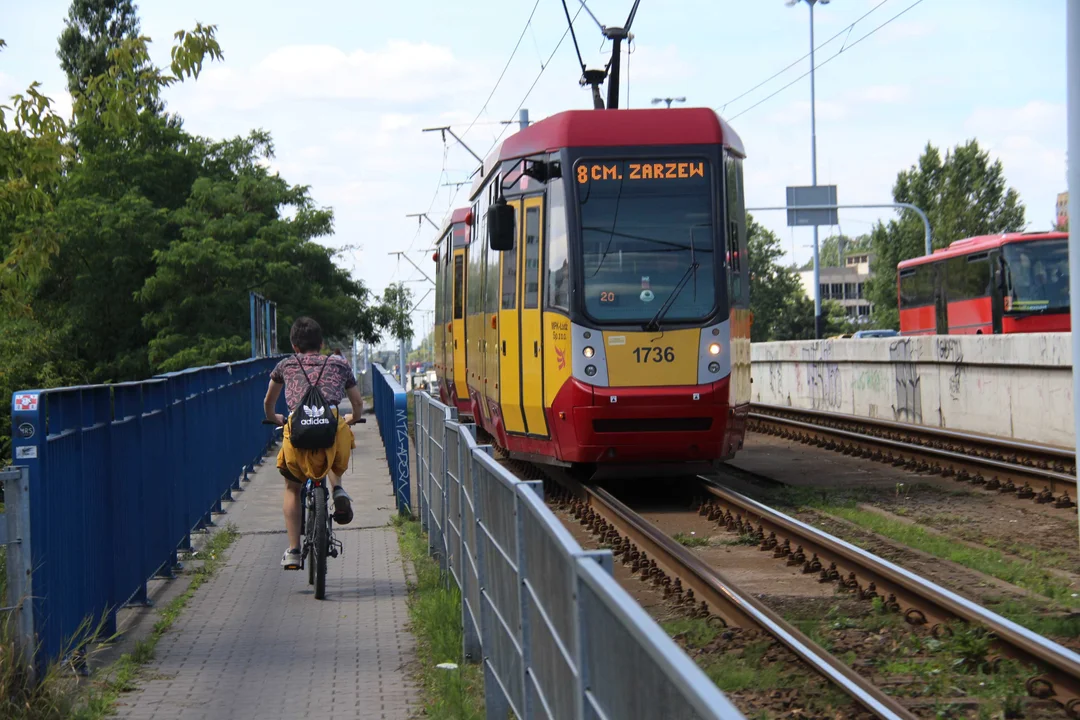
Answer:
[{"xmin": 750, "ymin": 334, "xmax": 1073, "ymax": 448}]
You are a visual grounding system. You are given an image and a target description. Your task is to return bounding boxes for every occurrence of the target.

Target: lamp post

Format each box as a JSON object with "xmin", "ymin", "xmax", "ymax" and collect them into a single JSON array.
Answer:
[
  {"xmin": 787, "ymin": 0, "xmax": 828, "ymax": 338},
  {"xmin": 651, "ymin": 97, "xmax": 686, "ymax": 109}
]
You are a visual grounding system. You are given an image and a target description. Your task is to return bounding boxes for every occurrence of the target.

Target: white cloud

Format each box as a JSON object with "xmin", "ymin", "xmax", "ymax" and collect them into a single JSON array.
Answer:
[{"xmin": 178, "ymin": 40, "xmax": 483, "ymax": 112}]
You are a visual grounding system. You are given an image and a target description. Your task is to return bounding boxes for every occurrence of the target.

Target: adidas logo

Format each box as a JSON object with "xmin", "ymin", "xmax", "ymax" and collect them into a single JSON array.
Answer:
[{"xmin": 299, "ymin": 404, "xmax": 332, "ymax": 426}]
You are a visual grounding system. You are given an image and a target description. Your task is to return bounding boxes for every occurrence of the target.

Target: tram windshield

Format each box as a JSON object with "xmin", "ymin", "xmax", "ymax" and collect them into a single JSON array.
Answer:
[
  {"xmin": 1002, "ymin": 239, "xmax": 1069, "ymax": 313},
  {"xmin": 575, "ymin": 159, "xmax": 716, "ymax": 324}
]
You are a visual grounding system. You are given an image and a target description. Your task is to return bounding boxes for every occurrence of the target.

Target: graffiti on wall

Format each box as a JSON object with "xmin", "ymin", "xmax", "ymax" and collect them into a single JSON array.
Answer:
[
  {"xmin": 936, "ymin": 337, "xmax": 964, "ymax": 401},
  {"xmin": 803, "ymin": 342, "xmax": 842, "ymax": 410},
  {"xmin": 889, "ymin": 339, "xmax": 923, "ymax": 423}
]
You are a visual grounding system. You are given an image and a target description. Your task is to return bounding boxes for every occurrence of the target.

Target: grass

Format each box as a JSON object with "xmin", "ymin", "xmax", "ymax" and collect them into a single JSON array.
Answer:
[
  {"xmin": 822, "ymin": 505, "xmax": 1080, "ymax": 609},
  {"xmin": 672, "ymin": 532, "xmax": 709, "ymax": 548},
  {"xmin": 0, "ymin": 523, "xmax": 239, "ymax": 720},
  {"xmin": 762, "ymin": 486, "xmax": 1080, "ymax": 633},
  {"xmin": 393, "ymin": 513, "xmax": 484, "ymax": 720}
]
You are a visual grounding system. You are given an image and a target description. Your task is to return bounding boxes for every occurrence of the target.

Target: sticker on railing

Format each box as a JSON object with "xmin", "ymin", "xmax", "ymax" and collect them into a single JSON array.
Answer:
[
  {"xmin": 14, "ymin": 393, "xmax": 39, "ymax": 412},
  {"xmin": 17, "ymin": 423, "xmax": 35, "ymax": 439},
  {"xmin": 15, "ymin": 446, "xmax": 37, "ymax": 459}
]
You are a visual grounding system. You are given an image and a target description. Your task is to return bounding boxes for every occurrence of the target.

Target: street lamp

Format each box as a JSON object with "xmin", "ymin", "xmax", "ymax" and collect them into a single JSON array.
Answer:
[
  {"xmin": 787, "ymin": 0, "xmax": 828, "ymax": 338},
  {"xmin": 651, "ymin": 97, "xmax": 686, "ymax": 109}
]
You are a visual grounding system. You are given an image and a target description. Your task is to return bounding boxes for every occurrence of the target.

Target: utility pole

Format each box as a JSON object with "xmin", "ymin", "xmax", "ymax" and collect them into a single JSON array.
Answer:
[
  {"xmin": 787, "ymin": 0, "xmax": 829, "ymax": 339},
  {"xmin": 1066, "ymin": 0, "xmax": 1080, "ymax": 550}
]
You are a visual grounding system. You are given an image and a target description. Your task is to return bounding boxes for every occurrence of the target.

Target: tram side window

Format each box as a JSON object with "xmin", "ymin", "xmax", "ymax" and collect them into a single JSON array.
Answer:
[
  {"xmin": 725, "ymin": 154, "xmax": 749, "ymax": 308},
  {"xmin": 945, "ymin": 253, "xmax": 990, "ymax": 302},
  {"xmin": 501, "ymin": 223, "xmax": 517, "ymax": 310},
  {"xmin": 898, "ymin": 265, "xmax": 936, "ymax": 308},
  {"xmin": 546, "ymin": 178, "xmax": 570, "ymax": 310},
  {"xmin": 454, "ymin": 255, "xmax": 464, "ymax": 319},
  {"xmin": 524, "ymin": 206, "xmax": 541, "ymax": 309}
]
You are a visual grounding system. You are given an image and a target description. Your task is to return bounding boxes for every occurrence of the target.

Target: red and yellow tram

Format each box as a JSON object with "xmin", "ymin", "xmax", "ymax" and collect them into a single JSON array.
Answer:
[{"xmin": 433, "ymin": 107, "xmax": 751, "ymax": 476}]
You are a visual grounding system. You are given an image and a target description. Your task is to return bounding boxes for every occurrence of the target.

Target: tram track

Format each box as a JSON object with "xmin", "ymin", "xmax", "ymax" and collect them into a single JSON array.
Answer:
[
  {"xmin": 748, "ymin": 404, "xmax": 1077, "ymax": 510},
  {"xmin": 521, "ymin": 459, "xmax": 1080, "ymax": 718}
]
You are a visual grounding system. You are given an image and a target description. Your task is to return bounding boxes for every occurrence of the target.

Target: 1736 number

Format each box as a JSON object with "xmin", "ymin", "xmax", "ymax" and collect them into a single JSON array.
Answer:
[{"xmin": 633, "ymin": 346, "xmax": 675, "ymax": 363}]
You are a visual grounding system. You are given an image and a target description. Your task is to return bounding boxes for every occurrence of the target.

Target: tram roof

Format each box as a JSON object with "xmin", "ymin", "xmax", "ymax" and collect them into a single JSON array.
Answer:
[
  {"xmin": 898, "ymin": 231, "xmax": 1068, "ymax": 269},
  {"xmin": 437, "ymin": 207, "xmax": 471, "ymax": 238},
  {"xmin": 469, "ymin": 108, "xmax": 744, "ymax": 201}
]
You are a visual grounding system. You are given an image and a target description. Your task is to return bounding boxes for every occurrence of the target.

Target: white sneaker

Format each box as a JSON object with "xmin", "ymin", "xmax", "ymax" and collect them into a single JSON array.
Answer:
[{"xmin": 281, "ymin": 548, "xmax": 302, "ymax": 570}]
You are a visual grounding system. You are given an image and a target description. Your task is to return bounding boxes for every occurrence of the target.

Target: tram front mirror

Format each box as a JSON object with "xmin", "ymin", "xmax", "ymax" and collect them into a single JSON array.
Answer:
[{"xmin": 488, "ymin": 199, "xmax": 515, "ymax": 252}]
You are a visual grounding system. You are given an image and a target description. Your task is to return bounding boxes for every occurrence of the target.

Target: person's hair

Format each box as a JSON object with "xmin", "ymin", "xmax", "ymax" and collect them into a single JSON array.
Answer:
[{"xmin": 290, "ymin": 317, "xmax": 323, "ymax": 353}]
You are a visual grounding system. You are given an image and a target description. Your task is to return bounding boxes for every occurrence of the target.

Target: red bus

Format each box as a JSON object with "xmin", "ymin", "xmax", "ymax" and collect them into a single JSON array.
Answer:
[{"xmin": 898, "ymin": 231, "xmax": 1069, "ymax": 335}]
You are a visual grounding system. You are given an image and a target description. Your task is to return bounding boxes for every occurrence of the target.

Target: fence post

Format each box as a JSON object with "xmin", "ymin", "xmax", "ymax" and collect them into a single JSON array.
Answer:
[
  {"xmin": 459, "ymin": 424, "xmax": 482, "ymax": 665},
  {"xmin": 516, "ymin": 480, "xmax": 543, "ymax": 720},
  {"xmin": 2, "ymin": 466, "xmax": 34, "ymax": 678}
]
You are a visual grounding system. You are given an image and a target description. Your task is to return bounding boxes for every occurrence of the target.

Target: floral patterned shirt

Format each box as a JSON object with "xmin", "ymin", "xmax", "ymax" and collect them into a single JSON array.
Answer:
[{"xmin": 270, "ymin": 354, "xmax": 357, "ymax": 413}]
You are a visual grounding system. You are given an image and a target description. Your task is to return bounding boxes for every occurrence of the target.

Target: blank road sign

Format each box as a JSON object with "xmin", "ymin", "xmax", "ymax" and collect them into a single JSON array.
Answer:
[{"xmin": 786, "ymin": 185, "xmax": 838, "ymax": 227}]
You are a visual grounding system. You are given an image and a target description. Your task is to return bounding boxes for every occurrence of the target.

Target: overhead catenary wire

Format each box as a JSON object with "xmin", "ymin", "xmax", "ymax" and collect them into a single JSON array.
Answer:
[
  {"xmin": 460, "ymin": 0, "xmax": 543, "ymax": 141},
  {"xmin": 729, "ymin": 0, "xmax": 927, "ymax": 121},
  {"xmin": 720, "ymin": 0, "xmax": 891, "ymax": 113}
]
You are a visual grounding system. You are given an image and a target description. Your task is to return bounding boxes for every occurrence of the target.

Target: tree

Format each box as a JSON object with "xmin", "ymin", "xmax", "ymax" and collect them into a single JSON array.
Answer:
[
  {"xmin": 58, "ymin": 0, "xmax": 143, "ymax": 96},
  {"xmin": 139, "ymin": 131, "xmax": 386, "ymax": 372},
  {"xmin": 379, "ymin": 283, "xmax": 414, "ymax": 343},
  {"xmin": 798, "ymin": 234, "xmax": 871, "ymax": 270},
  {"xmin": 865, "ymin": 140, "xmax": 1025, "ymax": 328}
]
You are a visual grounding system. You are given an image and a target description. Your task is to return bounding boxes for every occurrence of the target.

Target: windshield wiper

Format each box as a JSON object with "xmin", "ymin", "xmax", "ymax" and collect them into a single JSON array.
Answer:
[{"xmin": 645, "ymin": 261, "xmax": 699, "ymax": 332}]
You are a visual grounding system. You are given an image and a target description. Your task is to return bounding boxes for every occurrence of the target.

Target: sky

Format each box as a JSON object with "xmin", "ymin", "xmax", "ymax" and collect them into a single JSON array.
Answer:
[{"xmin": 1, "ymin": 0, "xmax": 1068, "ymax": 348}]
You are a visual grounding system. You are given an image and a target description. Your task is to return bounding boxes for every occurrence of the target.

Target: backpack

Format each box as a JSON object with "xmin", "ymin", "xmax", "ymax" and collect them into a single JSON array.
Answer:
[{"xmin": 288, "ymin": 354, "xmax": 338, "ymax": 450}]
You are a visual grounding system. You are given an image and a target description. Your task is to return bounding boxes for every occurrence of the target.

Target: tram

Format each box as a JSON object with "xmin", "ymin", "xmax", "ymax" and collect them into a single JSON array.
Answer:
[{"xmin": 432, "ymin": 107, "xmax": 751, "ymax": 476}]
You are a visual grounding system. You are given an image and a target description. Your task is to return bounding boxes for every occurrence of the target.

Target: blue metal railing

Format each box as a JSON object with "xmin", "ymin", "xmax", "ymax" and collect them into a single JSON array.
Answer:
[
  {"xmin": 9, "ymin": 357, "xmax": 284, "ymax": 667},
  {"xmin": 372, "ymin": 364, "xmax": 411, "ymax": 515}
]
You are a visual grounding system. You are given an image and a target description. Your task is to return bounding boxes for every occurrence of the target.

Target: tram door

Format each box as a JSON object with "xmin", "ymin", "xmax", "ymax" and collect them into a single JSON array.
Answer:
[
  {"xmin": 520, "ymin": 196, "xmax": 548, "ymax": 437},
  {"xmin": 499, "ymin": 203, "xmax": 525, "ymax": 434}
]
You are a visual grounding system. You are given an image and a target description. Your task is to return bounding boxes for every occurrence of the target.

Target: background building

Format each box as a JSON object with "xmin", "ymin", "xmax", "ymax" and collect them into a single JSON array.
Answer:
[
  {"xmin": 799, "ymin": 253, "xmax": 874, "ymax": 323},
  {"xmin": 1057, "ymin": 191, "xmax": 1069, "ymax": 229}
]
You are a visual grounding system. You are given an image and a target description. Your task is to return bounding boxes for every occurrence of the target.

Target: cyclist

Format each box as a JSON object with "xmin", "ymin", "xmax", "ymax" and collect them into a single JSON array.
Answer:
[{"xmin": 263, "ymin": 316, "xmax": 362, "ymax": 570}]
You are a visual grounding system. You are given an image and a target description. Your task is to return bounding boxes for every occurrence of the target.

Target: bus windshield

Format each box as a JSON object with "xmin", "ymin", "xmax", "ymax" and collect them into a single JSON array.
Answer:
[
  {"xmin": 1002, "ymin": 239, "xmax": 1069, "ymax": 313},
  {"xmin": 576, "ymin": 159, "xmax": 715, "ymax": 324}
]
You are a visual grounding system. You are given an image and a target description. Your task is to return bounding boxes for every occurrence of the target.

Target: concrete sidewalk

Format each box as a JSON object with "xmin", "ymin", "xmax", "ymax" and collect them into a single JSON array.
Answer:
[{"xmin": 114, "ymin": 421, "xmax": 416, "ymax": 720}]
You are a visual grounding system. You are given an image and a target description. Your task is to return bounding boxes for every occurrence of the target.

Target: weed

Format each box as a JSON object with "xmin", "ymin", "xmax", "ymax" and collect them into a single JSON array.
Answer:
[
  {"xmin": 395, "ymin": 513, "xmax": 484, "ymax": 720},
  {"xmin": 714, "ymin": 534, "xmax": 760, "ymax": 547},
  {"xmin": 672, "ymin": 532, "xmax": 709, "ymax": 548},
  {"xmin": 662, "ymin": 618, "xmax": 719, "ymax": 649},
  {"xmin": 813, "ymin": 506, "xmax": 1080, "ymax": 611}
]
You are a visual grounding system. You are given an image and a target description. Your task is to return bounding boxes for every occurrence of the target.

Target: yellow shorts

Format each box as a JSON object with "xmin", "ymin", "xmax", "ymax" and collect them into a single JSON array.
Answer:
[{"xmin": 276, "ymin": 415, "xmax": 355, "ymax": 482}]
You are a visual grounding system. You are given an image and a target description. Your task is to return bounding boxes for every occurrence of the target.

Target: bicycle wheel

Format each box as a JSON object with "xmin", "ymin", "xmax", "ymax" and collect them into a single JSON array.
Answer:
[
  {"xmin": 313, "ymin": 484, "xmax": 329, "ymax": 599},
  {"xmin": 306, "ymin": 489, "xmax": 316, "ymax": 587}
]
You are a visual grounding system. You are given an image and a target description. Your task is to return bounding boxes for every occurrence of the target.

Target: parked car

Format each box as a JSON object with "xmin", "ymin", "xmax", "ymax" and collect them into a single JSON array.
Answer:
[{"xmin": 853, "ymin": 329, "xmax": 899, "ymax": 339}]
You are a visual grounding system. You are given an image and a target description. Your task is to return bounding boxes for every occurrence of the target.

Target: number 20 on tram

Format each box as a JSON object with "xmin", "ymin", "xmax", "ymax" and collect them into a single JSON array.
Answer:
[{"xmin": 432, "ymin": 108, "xmax": 752, "ymax": 477}]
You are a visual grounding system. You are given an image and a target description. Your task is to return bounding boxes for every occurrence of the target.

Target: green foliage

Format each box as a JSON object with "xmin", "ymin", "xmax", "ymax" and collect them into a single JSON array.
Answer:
[
  {"xmin": 798, "ymin": 233, "xmax": 871, "ymax": 270},
  {"xmin": 747, "ymin": 217, "xmax": 853, "ymax": 341},
  {"xmin": 866, "ymin": 140, "xmax": 1026, "ymax": 328},
  {"xmin": 380, "ymin": 282, "xmax": 415, "ymax": 342},
  {"xmin": 0, "ymin": 2, "xmax": 399, "ymax": 464}
]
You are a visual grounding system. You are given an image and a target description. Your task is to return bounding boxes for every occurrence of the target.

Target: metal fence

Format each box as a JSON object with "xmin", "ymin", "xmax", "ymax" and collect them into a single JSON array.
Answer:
[
  {"xmin": 7, "ymin": 357, "xmax": 284, "ymax": 669},
  {"xmin": 372, "ymin": 364, "xmax": 411, "ymax": 514},
  {"xmin": 413, "ymin": 391, "xmax": 745, "ymax": 720}
]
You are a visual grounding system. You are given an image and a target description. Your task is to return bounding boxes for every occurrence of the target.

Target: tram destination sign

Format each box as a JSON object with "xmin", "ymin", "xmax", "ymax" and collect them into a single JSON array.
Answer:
[{"xmin": 786, "ymin": 185, "xmax": 838, "ymax": 227}]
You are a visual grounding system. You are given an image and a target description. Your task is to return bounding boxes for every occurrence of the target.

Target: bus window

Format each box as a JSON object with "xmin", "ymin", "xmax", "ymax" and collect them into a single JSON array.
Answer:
[
  {"xmin": 899, "ymin": 264, "xmax": 935, "ymax": 307},
  {"xmin": 454, "ymin": 255, "xmax": 464, "ymax": 319},
  {"xmin": 946, "ymin": 253, "xmax": 990, "ymax": 301},
  {"xmin": 1002, "ymin": 239, "xmax": 1069, "ymax": 313}
]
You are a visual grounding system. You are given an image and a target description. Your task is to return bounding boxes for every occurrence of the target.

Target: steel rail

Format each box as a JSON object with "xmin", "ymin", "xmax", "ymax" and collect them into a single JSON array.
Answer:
[
  {"xmin": 697, "ymin": 477, "xmax": 1080, "ymax": 716},
  {"xmin": 749, "ymin": 404, "xmax": 1076, "ymax": 502},
  {"xmin": 551, "ymin": 478, "xmax": 917, "ymax": 720}
]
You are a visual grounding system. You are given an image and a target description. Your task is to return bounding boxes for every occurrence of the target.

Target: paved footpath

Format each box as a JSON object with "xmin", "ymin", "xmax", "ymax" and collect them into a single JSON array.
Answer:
[{"xmin": 114, "ymin": 419, "xmax": 416, "ymax": 720}]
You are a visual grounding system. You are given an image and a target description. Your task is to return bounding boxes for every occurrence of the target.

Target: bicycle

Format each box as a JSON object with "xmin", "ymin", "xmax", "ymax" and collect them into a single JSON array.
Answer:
[{"xmin": 263, "ymin": 414, "xmax": 365, "ymax": 600}]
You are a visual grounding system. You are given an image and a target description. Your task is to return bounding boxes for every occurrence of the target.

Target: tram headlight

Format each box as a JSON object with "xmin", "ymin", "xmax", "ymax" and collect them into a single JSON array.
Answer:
[
  {"xmin": 708, "ymin": 343, "xmax": 722, "ymax": 356},
  {"xmin": 709, "ymin": 361, "xmax": 721, "ymax": 374},
  {"xmin": 584, "ymin": 364, "xmax": 597, "ymax": 377},
  {"xmin": 583, "ymin": 346, "xmax": 595, "ymax": 358}
]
